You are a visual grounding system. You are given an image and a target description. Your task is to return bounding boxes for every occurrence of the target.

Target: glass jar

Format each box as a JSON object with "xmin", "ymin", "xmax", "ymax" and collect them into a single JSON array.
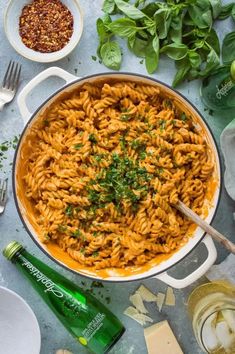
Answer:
[
  {"xmin": 200, "ymin": 60, "xmax": 235, "ymax": 111},
  {"xmin": 188, "ymin": 281, "xmax": 235, "ymax": 353}
]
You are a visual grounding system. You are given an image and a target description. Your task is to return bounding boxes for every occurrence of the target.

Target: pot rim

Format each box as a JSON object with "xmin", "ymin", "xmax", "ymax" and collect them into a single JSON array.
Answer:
[{"xmin": 12, "ymin": 71, "xmax": 222, "ymax": 282}]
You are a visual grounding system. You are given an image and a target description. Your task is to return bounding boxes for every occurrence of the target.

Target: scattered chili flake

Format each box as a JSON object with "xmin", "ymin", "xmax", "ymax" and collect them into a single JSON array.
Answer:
[{"xmin": 19, "ymin": 0, "xmax": 74, "ymax": 53}]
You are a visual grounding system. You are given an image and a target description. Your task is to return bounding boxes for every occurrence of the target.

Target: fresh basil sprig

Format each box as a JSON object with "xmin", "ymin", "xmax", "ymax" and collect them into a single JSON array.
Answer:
[{"xmin": 97, "ymin": 0, "xmax": 235, "ymax": 87}]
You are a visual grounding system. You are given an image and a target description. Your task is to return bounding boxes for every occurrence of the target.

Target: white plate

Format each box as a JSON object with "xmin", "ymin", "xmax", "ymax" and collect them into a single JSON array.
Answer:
[{"xmin": 0, "ymin": 286, "xmax": 41, "ymax": 354}]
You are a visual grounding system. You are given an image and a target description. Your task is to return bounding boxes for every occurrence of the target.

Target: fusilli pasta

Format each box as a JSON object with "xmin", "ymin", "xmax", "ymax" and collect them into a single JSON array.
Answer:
[{"xmin": 20, "ymin": 80, "xmax": 216, "ymax": 270}]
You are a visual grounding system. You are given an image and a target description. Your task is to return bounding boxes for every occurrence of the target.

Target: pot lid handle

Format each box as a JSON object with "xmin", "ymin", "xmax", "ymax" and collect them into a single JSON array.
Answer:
[{"xmin": 17, "ymin": 67, "xmax": 77, "ymax": 126}]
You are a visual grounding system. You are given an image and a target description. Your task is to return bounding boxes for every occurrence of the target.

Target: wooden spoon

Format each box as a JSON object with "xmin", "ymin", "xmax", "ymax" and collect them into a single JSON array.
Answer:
[{"xmin": 174, "ymin": 200, "xmax": 235, "ymax": 255}]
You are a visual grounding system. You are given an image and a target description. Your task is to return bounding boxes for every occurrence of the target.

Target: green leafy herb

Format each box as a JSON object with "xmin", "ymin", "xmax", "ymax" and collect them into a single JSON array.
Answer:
[
  {"xmin": 58, "ymin": 224, "xmax": 67, "ymax": 233},
  {"xmin": 217, "ymin": 3, "xmax": 234, "ymax": 19},
  {"xmin": 74, "ymin": 143, "xmax": 83, "ymax": 150},
  {"xmin": 100, "ymin": 41, "xmax": 122, "ymax": 70},
  {"xmin": 91, "ymin": 55, "xmax": 97, "ymax": 61},
  {"xmin": 96, "ymin": 0, "xmax": 233, "ymax": 86},
  {"xmin": 89, "ymin": 134, "xmax": 98, "ymax": 144},
  {"xmin": 65, "ymin": 205, "xmax": 73, "ymax": 217},
  {"xmin": 222, "ymin": 32, "xmax": 235, "ymax": 65},
  {"xmin": 93, "ymin": 251, "xmax": 99, "ymax": 257},
  {"xmin": 180, "ymin": 112, "xmax": 188, "ymax": 121},
  {"xmin": 71, "ymin": 229, "xmax": 82, "ymax": 238},
  {"xmin": 87, "ymin": 154, "xmax": 151, "ymax": 210}
]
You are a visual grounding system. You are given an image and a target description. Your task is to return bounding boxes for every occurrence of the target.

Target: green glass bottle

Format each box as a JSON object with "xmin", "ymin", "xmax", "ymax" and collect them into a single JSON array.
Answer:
[
  {"xmin": 3, "ymin": 241, "xmax": 125, "ymax": 354},
  {"xmin": 200, "ymin": 60, "xmax": 235, "ymax": 111}
]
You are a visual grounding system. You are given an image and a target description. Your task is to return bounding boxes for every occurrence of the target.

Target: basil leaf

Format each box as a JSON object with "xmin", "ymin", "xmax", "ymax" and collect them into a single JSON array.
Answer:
[
  {"xmin": 100, "ymin": 41, "xmax": 122, "ymax": 70},
  {"xmin": 188, "ymin": 0, "xmax": 212, "ymax": 28},
  {"xmin": 172, "ymin": 57, "xmax": 191, "ymax": 87},
  {"xmin": 114, "ymin": 0, "xmax": 146, "ymax": 19},
  {"xmin": 143, "ymin": 18, "xmax": 156, "ymax": 36},
  {"xmin": 102, "ymin": 0, "xmax": 116, "ymax": 14},
  {"xmin": 128, "ymin": 34, "xmax": 136, "ymax": 49},
  {"xmin": 222, "ymin": 31, "xmax": 235, "ymax": 65},
  {"xmin": 160, "ymin": 43, "xmax": 188, "ymax": 60},
  {"xmin": 198, "ymin": 46, "xmax": 220, "ymax": 76},
  {"xmin": 188, "ymin": 51, "xmax": 202, "ymax": 68},
  {"xmin": 145, "ymin": 35, "xmax": 159, "ymax": 74},
  {"xmin": 108, "ymin": 18, "xmax": 138, "ymax": 38},
  {"xmin": 142, "ymin": 2, "xmax": 159, "ymax": 17},
  {"xmin": 209, "ymin": 0, "xmax": 222, "ymax": 19},
  {"xmin": 96, "ymin": 15, "xmax": 112, "ymax": 42},
  {"xmin": 232, "ymin": 4, "xmax": 235, "ymax": 21},
  {"xmin": 217, "ymin": 3, "xmax": 234, "ymax": 19},
  {"xmin": 130, "ymin": 36, "xmax": 149, "ymax": 57},
  {"xmin": 168, "ymin": 14, "xmax": 183, "ymax": 44},
  {"xmin": 154, "ymin": 8, "xmax": 172, "ymax": 39},
  {"xmin": 206, "ymin": 28, "xmax": 220, "ymax": 56}
]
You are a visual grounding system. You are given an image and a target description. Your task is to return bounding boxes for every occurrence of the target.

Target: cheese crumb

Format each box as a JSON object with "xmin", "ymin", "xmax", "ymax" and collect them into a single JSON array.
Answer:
[
  {"xmin": 165, "ymin": 286, "xmax": 176, "ymax": 306},
  {"xmin": 124, "ymin": 306, "xmax": 153, "ymax": 325},
  {"xmin": 129, "ymin": 293, "xmax": 148, "ymax": 314},
  {"xmin": 156, "ymin": 292, "xmax": 165, "ymax": 312},
  {"xmin": 136, "ymin": 285, "xmax": 157, "ymax": 302}
]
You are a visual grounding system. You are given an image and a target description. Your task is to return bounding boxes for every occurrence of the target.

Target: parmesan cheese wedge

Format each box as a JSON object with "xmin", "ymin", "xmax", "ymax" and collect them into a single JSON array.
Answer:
[
  {"xmin": 124, "ymin": 306, "xmax": 153, "ymax": 326},
  {"xmin": 129, "ymin": 293, "xmax": 148, "ymax": 314},
  {"xmin": 144, "ymin": 320, "xmax": 184, "ymax": 354},
  {"xmin": 156, "ymin": 292, "xmax": 165, "ymax": 312},
  {"xmin": 136, "ymin": 285, "xmax": 157, "ymax": 302},
  {"xmin": 165, "ymin": 286, "xmax": 175, "ymax": 306}
]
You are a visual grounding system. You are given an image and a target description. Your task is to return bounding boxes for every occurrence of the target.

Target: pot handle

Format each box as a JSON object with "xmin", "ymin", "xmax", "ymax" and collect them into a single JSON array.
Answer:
[
  {"xmin": 17, "ymin": 66, "xmax": 78, "ymax": 126},
  {"xmin": 154, "ymin": 235, "xmax": 217, "ymax": 289}
]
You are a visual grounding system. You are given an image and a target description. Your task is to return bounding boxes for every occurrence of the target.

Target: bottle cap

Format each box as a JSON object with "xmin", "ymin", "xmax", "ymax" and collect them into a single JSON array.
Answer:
[
  {"xmin": 3, "ymin": 241, "xmax": 23, "ymax": 260},
  {"xmin": 231, "ymin": 60, "xmax": 235, "ymax": 81}
]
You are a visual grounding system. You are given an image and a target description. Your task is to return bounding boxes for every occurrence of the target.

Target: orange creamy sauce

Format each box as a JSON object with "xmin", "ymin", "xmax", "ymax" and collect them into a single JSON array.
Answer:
[{"xmin": 16, "ymin": 81, "xmax": 219, "ymax": 278}]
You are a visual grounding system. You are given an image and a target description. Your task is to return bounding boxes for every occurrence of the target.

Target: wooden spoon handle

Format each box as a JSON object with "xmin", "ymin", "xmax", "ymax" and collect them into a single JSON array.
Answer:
[{"xmin": 175, "ymin": 200, "xmax": 235, "ymax": 255}]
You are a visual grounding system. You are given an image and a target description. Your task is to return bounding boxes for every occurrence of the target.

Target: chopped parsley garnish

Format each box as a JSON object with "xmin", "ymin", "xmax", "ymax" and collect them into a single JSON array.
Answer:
[
  {"xmin": 87, "ymin": 154, "xmax": 151, "ymax": 210},
  {"xmin": 92, "ymin": 251, "xmax": 99, "ymax": 257},
  {"xmin": 120, "ymin": 114, "xmax": 131, "ymax": 121},
  {"xmin": 65, "ymin": 205, "xmax": 73, "ymax": 217},
  {"xmin": 58, "ymin": 224, "xmax": 67, "ymax": 233},
  {"xmin": 74, "ymin": 143, "xmax": 83, "ymax": 150},
  {"xmin": 180, "ymin": 113, "xmax": 188, "ymax": 121},
  {"xmin": 159, "ymin": 119, "xmax": 166, "ymax": 132},
  {"xmin": 89, "ymin": 134, "xmax": 98, "ymax": 144},
  {"xmin": 71, "ymin": 229, "xmax": 81, "ymax": 238},
  {"xmin": 43, "ymin": 119, "xmax": 49, "ymax": 126},
  {"xmin": 94, "ymin": 154, "xmax": 105, "ymax": 162}
]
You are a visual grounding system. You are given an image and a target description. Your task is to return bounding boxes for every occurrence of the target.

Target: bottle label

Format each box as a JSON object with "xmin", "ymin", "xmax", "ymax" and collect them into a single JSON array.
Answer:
[
  {"xmin": 216, "ymin": 79, "xmax": 233, "ymax": 99},
  {"xmin": 22, "ymin": 259, "xmax": 64, "ymax": 298},
  {"xmin": 81, "ymin": 313, "xmax": 106, "ymax": 341}
]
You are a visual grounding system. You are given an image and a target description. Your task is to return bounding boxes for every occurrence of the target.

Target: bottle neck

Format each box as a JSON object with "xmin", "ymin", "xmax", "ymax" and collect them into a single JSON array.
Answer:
[{"xmin": 13, "ymin": 249, "xmax": 64, "ymax": 299}]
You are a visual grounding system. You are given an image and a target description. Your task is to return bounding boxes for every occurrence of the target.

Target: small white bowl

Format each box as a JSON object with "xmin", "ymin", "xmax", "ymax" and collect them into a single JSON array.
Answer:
[
  {"xmin": 0, "ymin": 286, "xmax": 41, "ymax": 354},
  {"xmin": 4, "ymin": 0, "xmax": 83, "ymax": 63}
]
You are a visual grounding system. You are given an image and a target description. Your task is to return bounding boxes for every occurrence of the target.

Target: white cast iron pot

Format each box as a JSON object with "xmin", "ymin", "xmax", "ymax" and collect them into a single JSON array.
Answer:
[{"xmin": 14, "ymin": 67, "xmax": 221, "ymax": 289}]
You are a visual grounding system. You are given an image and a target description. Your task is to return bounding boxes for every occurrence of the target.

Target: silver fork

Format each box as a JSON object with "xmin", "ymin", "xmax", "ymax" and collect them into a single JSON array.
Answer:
[
  {"xmin": 0, "ymin": 61, "xmax": 21, "ymax": 111},
  {"xmin": 0, "ymin": 178, "xmax": 8, "ymax": 214}
]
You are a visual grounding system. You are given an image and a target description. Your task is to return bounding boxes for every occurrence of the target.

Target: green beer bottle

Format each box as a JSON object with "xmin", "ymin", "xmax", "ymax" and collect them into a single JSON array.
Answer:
[{"xmin": 3, "ymin": 241, "xmax": 125, "ymax": 354}]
